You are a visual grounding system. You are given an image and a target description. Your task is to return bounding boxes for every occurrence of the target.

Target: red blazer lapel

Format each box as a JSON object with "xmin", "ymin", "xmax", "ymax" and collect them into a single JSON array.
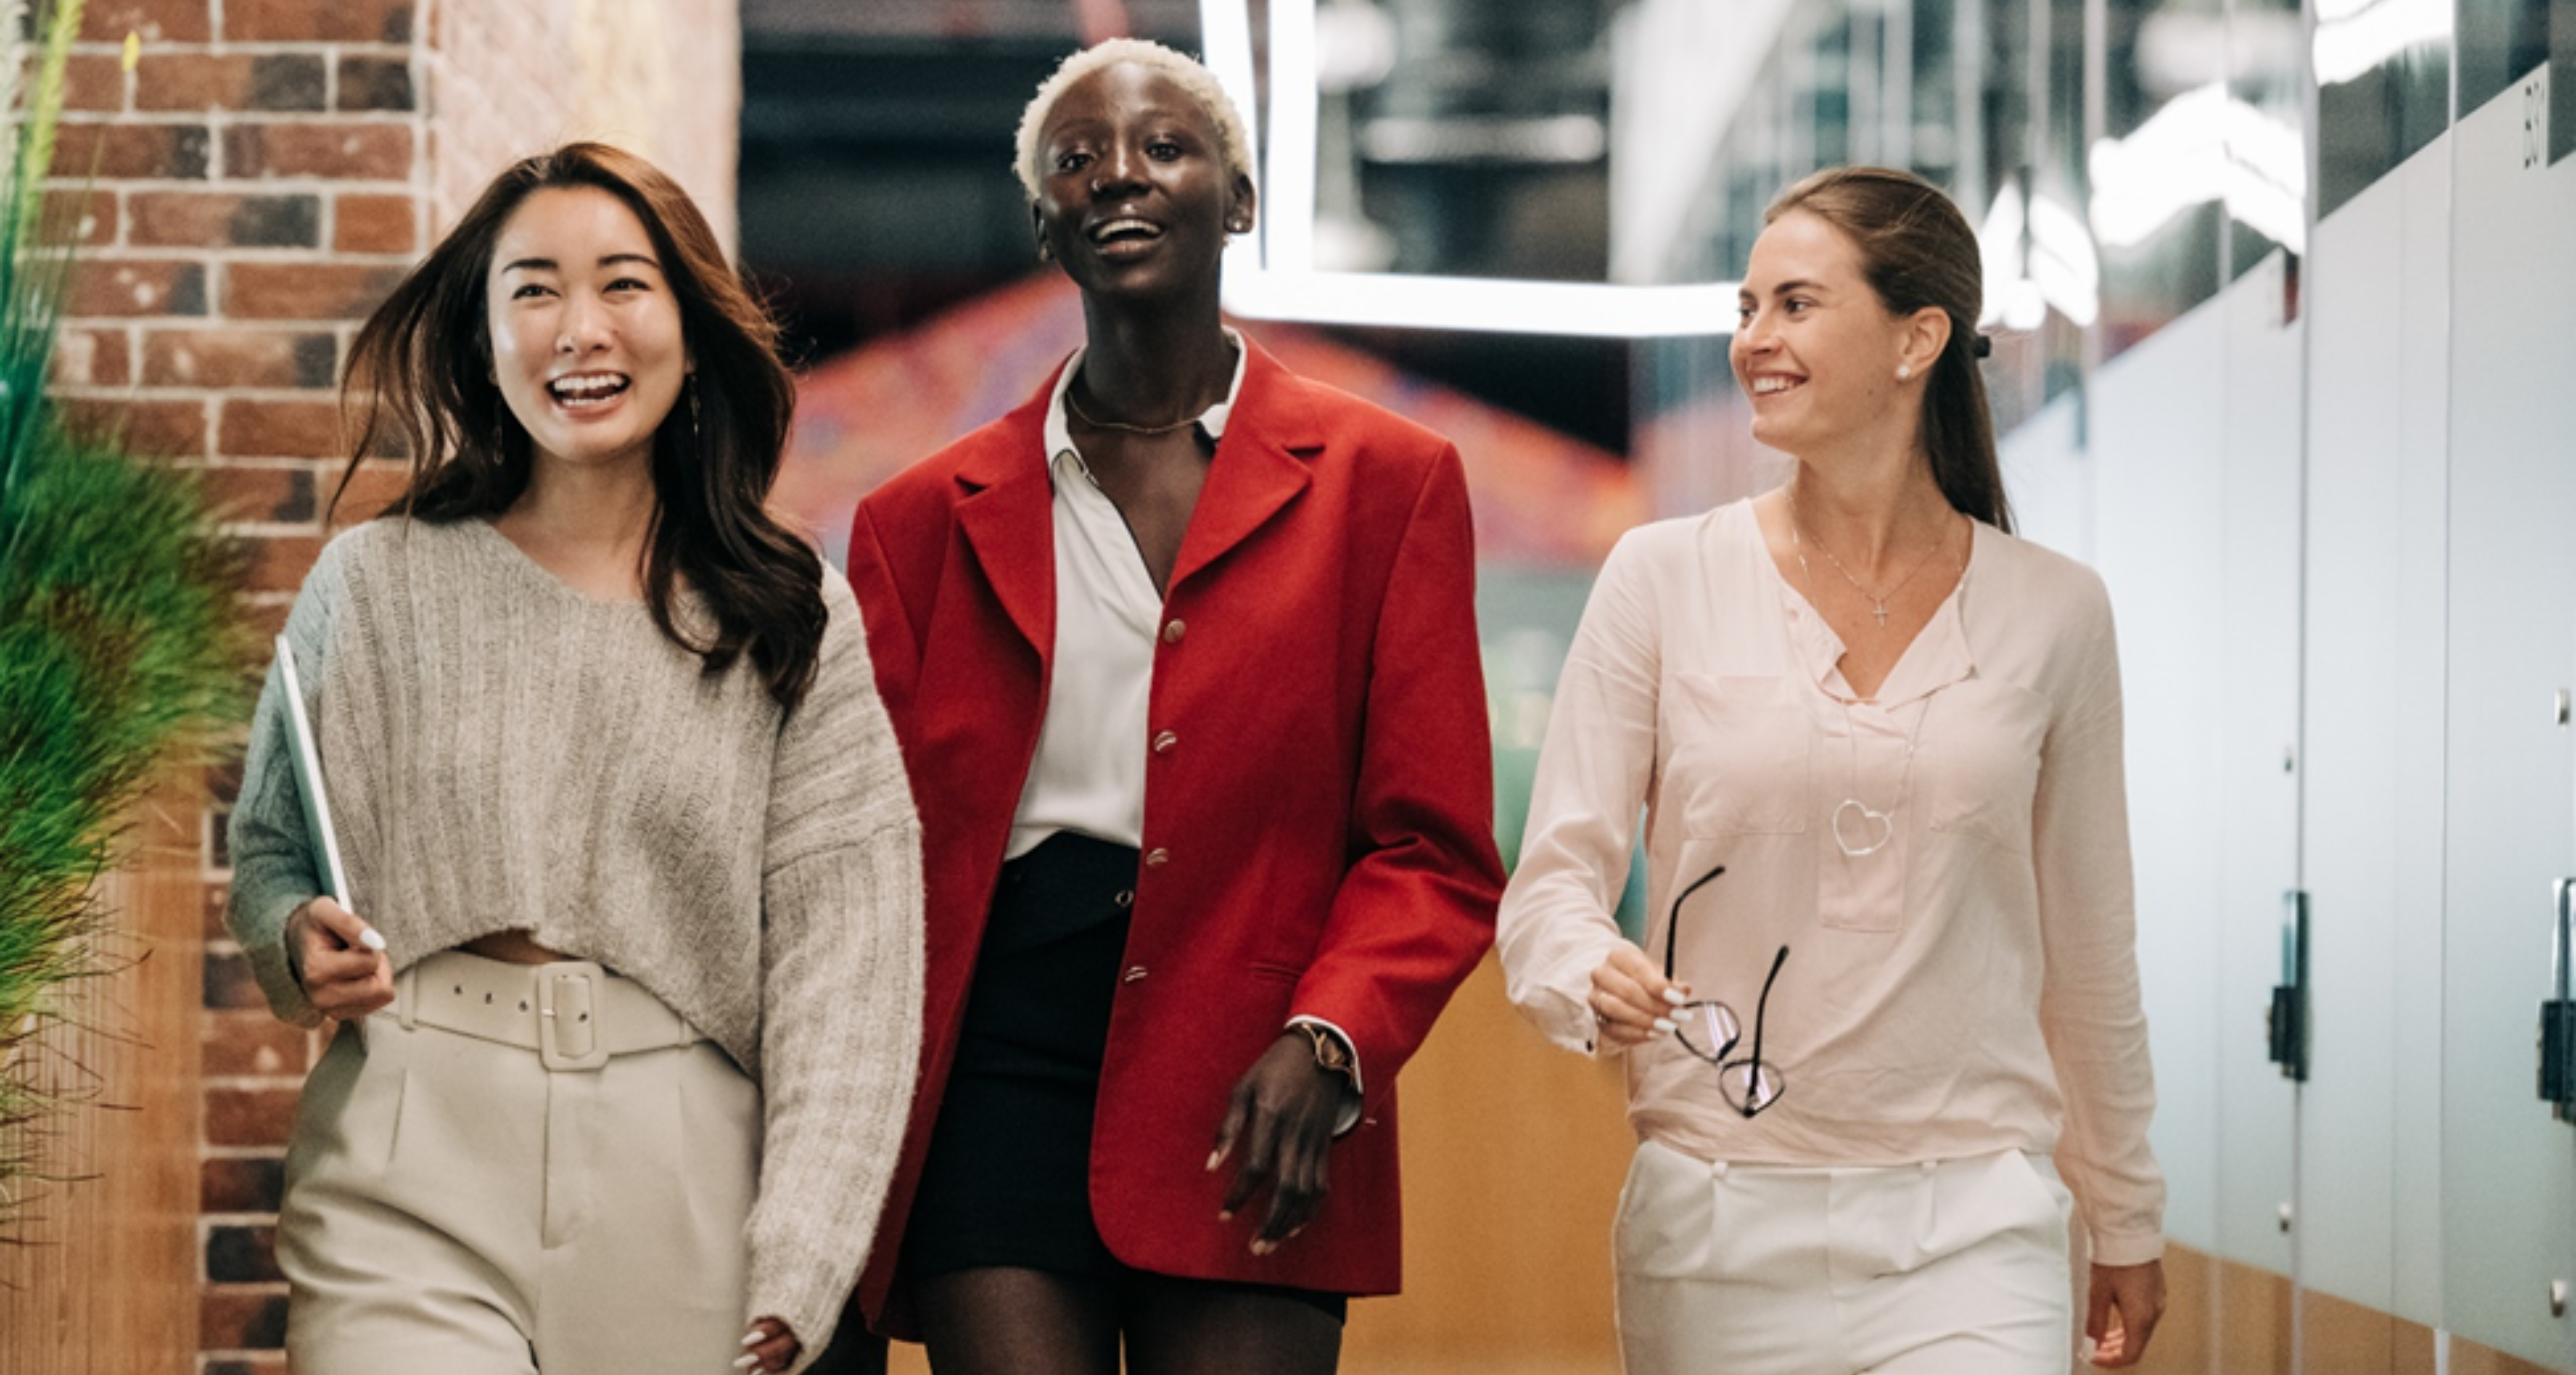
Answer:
[
  {"xmin": 951, "ymin": 368, "xmax": 1062, "ymax": 659},
  {"xmin": 1170, "ymin": 339, "xmax": 1318, "ymax": 592}
]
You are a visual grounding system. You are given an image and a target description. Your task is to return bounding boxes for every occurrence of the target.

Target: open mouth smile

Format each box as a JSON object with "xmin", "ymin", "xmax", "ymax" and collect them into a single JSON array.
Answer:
[{"xmin": 547, "ymin": 372, "xmax": 631, "ymax": 411}]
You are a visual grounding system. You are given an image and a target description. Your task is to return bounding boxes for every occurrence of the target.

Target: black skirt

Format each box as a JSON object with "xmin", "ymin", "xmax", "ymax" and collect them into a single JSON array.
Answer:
[{"xmin": 899, "ymin": 832, "xmax": 1140, "ymax": 1281}]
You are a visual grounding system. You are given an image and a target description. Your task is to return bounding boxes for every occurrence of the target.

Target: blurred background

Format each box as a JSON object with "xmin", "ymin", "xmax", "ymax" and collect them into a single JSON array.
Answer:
[{"xmin": 5, "ymin": 1, "xmax": 2574, "ymax": 1373}]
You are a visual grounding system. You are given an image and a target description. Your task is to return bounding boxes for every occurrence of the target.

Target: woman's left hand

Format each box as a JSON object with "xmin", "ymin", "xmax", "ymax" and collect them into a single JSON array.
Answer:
[
  {"xmin": 733, "ymin": 1316, "xmax": 800, "ymax": 1373},
  {"xmin": 1209, "ymin": 1032, "xmax": 1346, "ymax": 1254},
  {"xmin": 2085, "ymin": 1259, "xmax": 2166, "ymax": 1367}
]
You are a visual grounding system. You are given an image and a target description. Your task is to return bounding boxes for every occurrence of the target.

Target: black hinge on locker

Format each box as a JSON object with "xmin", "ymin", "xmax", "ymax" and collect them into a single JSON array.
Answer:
[
  {"xmin": 2268, "ymin": 890, "xmax": 2309, "ymax": 1082},
  {"xmin": 2542, "ymin": 879, "xmax": 2575, "ymax": 1122}
]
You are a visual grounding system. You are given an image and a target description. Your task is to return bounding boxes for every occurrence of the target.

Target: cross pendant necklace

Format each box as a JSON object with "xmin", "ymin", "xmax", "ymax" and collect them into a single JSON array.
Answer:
[{"xmin": 1787, "ymin": 485, "xmax": 1958, "ymax": 632}]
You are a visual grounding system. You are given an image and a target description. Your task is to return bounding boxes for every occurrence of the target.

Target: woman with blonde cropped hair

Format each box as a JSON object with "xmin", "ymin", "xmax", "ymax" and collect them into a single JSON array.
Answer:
[{"xmin": 836, "ymin": 37, "xmax": 1501, "ymax": 1375}]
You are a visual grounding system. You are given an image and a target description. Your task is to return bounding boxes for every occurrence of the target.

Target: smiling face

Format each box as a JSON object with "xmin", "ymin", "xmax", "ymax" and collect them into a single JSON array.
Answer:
[
  {"xmin": 1730, "ymin": 209, "xmax": 1944, "ymax": 458},
  {"xmin": 1031, "ymin": 60, "xmax": 1252, "ymax": 304},
  {"xmin": 486, "ymin": 185, "xmax": 689, "ymax": 478}
]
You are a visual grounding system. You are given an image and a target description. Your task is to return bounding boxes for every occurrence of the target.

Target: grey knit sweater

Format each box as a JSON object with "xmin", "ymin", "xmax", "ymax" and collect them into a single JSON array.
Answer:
[{"xmin": 226, "ymin": 516, "xmax": 923, "ymax": 1362}]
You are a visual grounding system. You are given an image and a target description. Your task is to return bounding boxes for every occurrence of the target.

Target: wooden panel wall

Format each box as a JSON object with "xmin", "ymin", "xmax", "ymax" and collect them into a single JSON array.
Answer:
[{"xmin": 0, "ymin": 782, "xmax": 206, "ymax": 1374}]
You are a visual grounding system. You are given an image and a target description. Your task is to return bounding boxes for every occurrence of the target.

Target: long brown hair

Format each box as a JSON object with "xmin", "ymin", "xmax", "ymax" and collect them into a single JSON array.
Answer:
[
  {"xmin": 333, "ymin": 142, "xmax": 824, "ymax": 710},
  {"xmin": 1767, "ymin": 167, "xmax": 2011, "ymax": 533}
]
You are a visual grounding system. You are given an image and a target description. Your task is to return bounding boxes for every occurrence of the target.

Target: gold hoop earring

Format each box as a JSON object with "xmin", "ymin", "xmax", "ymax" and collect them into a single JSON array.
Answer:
[{"xmin": 688, "ymin": 375, "xmax": 702, "ymax": 445}]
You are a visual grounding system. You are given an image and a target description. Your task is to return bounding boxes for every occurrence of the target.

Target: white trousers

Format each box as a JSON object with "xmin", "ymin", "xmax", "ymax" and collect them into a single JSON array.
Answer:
[
  {"xmin": 1613, "ymin": 1141, "xmax": 2075, "ymax": 1375},
  {"xmin": 279, "ymin": 957, "xmax": 759, "ymax": 1375}
]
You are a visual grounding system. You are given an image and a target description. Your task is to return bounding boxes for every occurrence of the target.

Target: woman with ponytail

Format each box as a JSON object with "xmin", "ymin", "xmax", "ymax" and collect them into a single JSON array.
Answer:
[{"xmin": 1497, "ymin": 167, "xmax": 2165, "ymax": 1373}]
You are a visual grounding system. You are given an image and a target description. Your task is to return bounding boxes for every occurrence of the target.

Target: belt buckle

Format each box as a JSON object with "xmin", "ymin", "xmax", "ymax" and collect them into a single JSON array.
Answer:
[{"xmin": 537, "ymin": 961, "xmax": 611, "ymax": 1072}]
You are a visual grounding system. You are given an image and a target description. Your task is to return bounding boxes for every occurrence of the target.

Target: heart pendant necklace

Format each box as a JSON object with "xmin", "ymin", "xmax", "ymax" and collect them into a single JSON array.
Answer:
[{"xmin": 1832, "ymin": 693, "xmax": 1935, "ymax": 858}]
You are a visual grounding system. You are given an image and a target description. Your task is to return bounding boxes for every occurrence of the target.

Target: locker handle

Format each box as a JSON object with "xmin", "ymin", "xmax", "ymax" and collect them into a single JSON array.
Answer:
[
  {"xmin": 2269, "ymin": 890, "xmax": 2309, "ymax": 1083},
  {"xmin": 2542, "ymin": 879, "xmax": 2575, "ymax": 1123}
]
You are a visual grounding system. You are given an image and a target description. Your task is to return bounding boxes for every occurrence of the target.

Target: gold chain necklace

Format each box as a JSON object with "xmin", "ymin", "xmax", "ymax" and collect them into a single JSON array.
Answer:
[
  {"xmin": 1066, "ymin": 387, "xmax": 1201, "ymax": 437},
  {"xmin": 1787, "ymin": 487, "xmax": 1963, "ymax": 630}
]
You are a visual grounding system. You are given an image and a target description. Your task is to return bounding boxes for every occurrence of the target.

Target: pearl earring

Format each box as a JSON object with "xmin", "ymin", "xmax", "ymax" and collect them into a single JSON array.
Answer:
[{"xmin": 1897, "ymin": 364, "xmax": 1913, "ymax": 381}]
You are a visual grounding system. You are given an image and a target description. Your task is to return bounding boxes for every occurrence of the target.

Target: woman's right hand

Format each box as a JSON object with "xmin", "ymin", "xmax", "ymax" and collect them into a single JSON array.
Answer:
[
  {"xmin": 287, "ymin": 897, "xmax": 393, "ymax": 1020},
  {"xmin": 1587, "ymin": 944, "xmax": 1689, "ymax": 1049}
]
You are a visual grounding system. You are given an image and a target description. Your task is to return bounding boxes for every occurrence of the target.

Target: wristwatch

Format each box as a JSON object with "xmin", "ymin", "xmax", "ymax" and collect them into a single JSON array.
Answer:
[{"xmin": 1297, "ymin": 1022, "xmax": 1358, "ymax": 1092}]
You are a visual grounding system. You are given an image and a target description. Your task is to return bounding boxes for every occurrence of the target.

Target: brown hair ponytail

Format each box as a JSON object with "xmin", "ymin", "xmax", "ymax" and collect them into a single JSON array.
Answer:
[{"xmin": 1766, "ymin": 167, "xmax": 2011, "ymax": 534}]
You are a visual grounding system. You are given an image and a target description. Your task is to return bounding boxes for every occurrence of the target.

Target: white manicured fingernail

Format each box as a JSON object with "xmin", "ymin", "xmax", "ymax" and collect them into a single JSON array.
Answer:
[
  {"xmin": 1652, "ymin": 1017, "xmax": 1677, "ymax": 1033},
  {"xmin": 733, "ymin": 1356, "xmax": 760, "ymax": 1371},
  {"xmin": 741, "ymin": 1331, "xmax": 764, "ymax": 1348},
  {"xmin": 359, "ymin": 929, "xmax": 386, "ymax": 951},
  {"xmin": 1661, "ymin": 988, "xmax": 1687, "ymax": 1006}
]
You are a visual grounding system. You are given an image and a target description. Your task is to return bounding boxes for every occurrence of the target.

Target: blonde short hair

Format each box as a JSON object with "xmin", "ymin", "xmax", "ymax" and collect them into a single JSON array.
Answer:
[{"xmin": 1013, "ymin": 38, "xmax": 1256, "ymax": 202}]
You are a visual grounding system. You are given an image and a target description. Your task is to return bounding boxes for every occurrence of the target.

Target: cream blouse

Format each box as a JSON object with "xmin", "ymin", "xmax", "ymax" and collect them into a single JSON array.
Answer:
[{"xmin": 1495, "ymin": 498, "xmax": 2164, "ymax": 1266}]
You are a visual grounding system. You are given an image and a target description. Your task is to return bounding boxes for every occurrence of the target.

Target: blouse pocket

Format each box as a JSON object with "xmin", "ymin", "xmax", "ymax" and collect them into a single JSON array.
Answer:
[
  {"xmin": 1921, "ymin": 678, "xmax": 2051, "ymax": 855},
  {"xmin": 1659, "ymin": 673, "xmax": 1811, "ymax": 836}
]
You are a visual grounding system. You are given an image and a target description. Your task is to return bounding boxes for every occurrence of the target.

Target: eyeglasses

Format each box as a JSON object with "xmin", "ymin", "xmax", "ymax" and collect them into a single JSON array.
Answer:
[{"xmin": 1661, "ymin": 865, "xmax": 1791, "ymax": 1118}]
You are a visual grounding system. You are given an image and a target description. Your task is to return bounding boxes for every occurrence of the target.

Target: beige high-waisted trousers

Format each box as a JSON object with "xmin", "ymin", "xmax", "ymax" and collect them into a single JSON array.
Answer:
[
  {"xmin": 1613, "ymin": 1140, "xmax": 2076, "ymax": 1375},
  {"xmin": 279, "ymin": 951, "xmax": 758, "ymax": 1375}
]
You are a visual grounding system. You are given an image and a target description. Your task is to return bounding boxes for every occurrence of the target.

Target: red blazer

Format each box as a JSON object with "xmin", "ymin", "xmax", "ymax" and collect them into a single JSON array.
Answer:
[{"xmin": 845, "ymin": 336, "xmax": 1501, "ymax": 1327}]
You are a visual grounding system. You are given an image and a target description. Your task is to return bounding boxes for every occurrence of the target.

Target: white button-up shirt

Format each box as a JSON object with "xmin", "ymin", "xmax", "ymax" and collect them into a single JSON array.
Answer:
[
  {"xmin": 1006, "ymin": 335, "xmax": 1247, "ymax": 859},
  {"xmin": 1002, "ymin": 338, "xmax": 1366, "ymax": 1117}
]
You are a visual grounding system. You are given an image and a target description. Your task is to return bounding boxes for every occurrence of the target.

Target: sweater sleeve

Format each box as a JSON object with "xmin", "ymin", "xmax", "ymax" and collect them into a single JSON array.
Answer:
[
  {"xmin": 742, "ymin": 570, "xmax": 925, "ymax": 1368},
  {"xmin": 2030, "ymin": 575, "xmax": 2166, "ymax": 1266},
  {"xmin": 223, "ymin": 535, "xmax": 352, "ymax": 1028},
  {"xmin": 1495, "ymin": 526, "xmax": 1663, "ymax": 1056}
]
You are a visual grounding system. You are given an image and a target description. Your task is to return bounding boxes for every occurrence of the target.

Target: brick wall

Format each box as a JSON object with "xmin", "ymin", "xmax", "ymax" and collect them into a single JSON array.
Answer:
[{"xmin": 45, "ymin": 2, "xmax": 740, "ymax": 1370}]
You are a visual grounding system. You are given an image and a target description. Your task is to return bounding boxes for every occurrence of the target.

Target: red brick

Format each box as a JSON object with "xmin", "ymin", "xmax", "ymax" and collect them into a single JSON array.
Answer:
[
  {"xmin": 196, "ymin": 460, "xmax": 318, "ymax": 523},
  {"xmin": 207, "ymin": 1224, "xmax": 283, "ymax": 1283},
  {"xmin": 51, "ymin": 119, "xmax": 210, "ymax": 178},
  {"xmin": 245, "ymin": 532, "xmax": 326, "ymax": 594},
  {"xmin": 227, "ymin": 0, "xmax": 412, "ymax": 43},
  {"xmin": 143, "ymin": 328, "xmax": 336, "ymax": 389},
  {"xmin": 224, "ymin": 261, "xmax": 406, "ymax": 321},
  {"xmin": 203, "ymin": 948, "xmax": 267, "ymax": 1011},
  {"xmin": 61, "ymin": 52, "xmax": 126, "ymax": 112},
  {"xmin": 80, "ymin": 0, "xmax": 213, "ymax": 44},
  {"xmin": 332, "ymin": 192, "xmax": 416, "ymax": 253},
  {"xmin": 327, "ymin": 459, "xmax": 413, "ymax": 520},
  {"xmin": 61, "ymin": 396, "xmax": 207, "ymax": 456},
  {"xmin": 52, "ymin": 327, "xmax": 132, "ymax": 387},
  {"xmin": 240, "ymin": 596, "xmax": 291, "ymax": 641},
  {"xmin": 65, "ymin": 258, "xmax": 206, "ymax": 317},
  {"xmin": 224, "ymin": 122, "xmax": 410, "ymax": 181},
  {"xmin": 336, "ymin": 55, "xmax": 414, "ymax": 111},
  {"xmin": 41, "ymin": 188, "xmax": 118, "ymax": 246},
  {"xmin": 199, "ymin": 1286, "xmax": 288, "ymax": 1350},
  {"xmin": 219, "ymin": 398, "xmax": 342, "ymax": 457},
  {"xmin": 130, "ymin": 190, "xmax": 318, "ymax": 248},
  {"xmin": 205, "ymin": 1085, "xmax": 300, "ymax": 1147},
  {"xmin": 200, "ymin": 1155, "xmax": 286, "ymax": 1213},
  {"xmin": 136, "ymin": 51, "xmax": 324, "ymax": 113},
  {"xmin": 203, "ymin": 1011, "xmax": 310, "ymax": 1077}
]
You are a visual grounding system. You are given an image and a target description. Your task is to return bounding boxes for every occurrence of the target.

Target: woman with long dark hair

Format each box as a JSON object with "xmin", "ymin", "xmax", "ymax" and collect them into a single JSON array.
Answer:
[
  {"xmin": 838, "ymin": 38, "xmax": 1501, "ymax": 1375},
  {"xmin": 1498, "ymin": 167, "xmax": 2167, "ymax": 1373},
  {"xmin": 227, "ymin": 143, "xmax": 921, "ymax": 1375}
]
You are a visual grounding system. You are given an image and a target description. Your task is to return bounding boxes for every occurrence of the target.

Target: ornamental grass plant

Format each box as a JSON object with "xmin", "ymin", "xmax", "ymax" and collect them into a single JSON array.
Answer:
[{"xmin": 0, "ymin": 0, "xmax": 255, "ymax": 1223}]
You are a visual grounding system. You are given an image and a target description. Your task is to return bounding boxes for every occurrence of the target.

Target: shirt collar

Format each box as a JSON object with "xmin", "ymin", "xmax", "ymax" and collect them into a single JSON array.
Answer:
[{"xmin": 1043, "ymin": 326, "xmax": 1248, "ymax": 472}]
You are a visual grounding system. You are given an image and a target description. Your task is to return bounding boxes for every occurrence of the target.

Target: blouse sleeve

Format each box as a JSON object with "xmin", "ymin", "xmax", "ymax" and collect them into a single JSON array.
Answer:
[
  {"xmin": 742, "ymin": 572, "xmax": 926, "ymax": 1366},
  {"xmin": 1495, "ymin": 527, "xmax": 1664, "ymax": 1056},
  {"xmin": 2030, "ymin": 576, "xmax": 2166, "ymax": 1266}
]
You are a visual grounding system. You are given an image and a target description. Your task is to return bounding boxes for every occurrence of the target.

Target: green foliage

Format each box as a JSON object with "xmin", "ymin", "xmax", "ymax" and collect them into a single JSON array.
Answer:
[{"xmin": 0, "ymin": 0, "xmax": 255, "ymax": 1220}]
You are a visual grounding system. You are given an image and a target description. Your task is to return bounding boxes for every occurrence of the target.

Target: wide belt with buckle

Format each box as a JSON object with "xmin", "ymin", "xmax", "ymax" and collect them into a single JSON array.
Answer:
[{"xmin": 395, "ymin": 950, "xmax": 704, "ymax": 1072}]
